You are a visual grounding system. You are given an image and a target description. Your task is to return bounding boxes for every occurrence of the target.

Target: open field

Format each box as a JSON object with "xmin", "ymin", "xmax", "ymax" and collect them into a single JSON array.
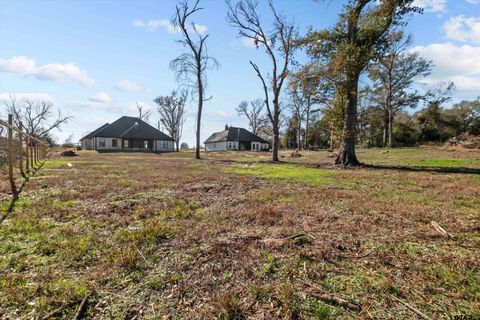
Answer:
[{"xmin": 1, "ymin": 147, "xmax": 479, "ymax": 319}]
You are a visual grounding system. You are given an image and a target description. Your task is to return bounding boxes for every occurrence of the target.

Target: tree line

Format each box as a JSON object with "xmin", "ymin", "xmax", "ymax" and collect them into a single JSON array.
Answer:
[{"xmin": 3, "ymin": 0, "xmax": 478, "ymax": 166}]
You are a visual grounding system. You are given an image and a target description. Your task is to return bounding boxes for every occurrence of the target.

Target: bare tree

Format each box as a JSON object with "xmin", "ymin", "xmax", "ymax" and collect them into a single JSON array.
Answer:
[
  {"xmin": 236, "ymin": 99, "xmax": 269, "ymax": 136},
  {"xmin": 287, "ymin": 89, "xmax": 308, "ymax": 150},
  {"xmin": 136, "ymin": 103, "xmax": 152, "ymax": 123},
  {"xmin": 154, "ymin": 90, "xmax": 188, "ymax": 151},
  {"xmin": 5, "ymin": 94, "xmax": 71, "ymax": 141},
  {"xmin": 369, "ymin": 32, "xmax": 432, "ymax": 147},
  {"xmin": 227, "ymin": 0, "xmax": 296, "ymax": 161},
  {"xmin": 289, "ymin": 64, "xmax": 323, "ymax": 149},
  {"xmin": 171, "ymin": 0, "xmax": 218, "ymax": 159}
]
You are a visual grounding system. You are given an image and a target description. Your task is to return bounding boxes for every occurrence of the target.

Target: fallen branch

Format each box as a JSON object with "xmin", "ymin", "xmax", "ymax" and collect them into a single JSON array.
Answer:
[
  {"xmin": 430, "ymin": 221, "xmax": 454, "ymax": 239},
  {"xmin": 389, "ymin": 294, "xmax": 432, "ymax": 320},
  {"xmin": 300, "ymin": 279, "xmax": 360, "ymax": 311},
  {"xmin": 310, "ymin": 292, "xmax": 361, "ymax": 311},
  {"xmin": 338, "ymin": 250, "xmax": 373, "ymax": 259},
  {"xmin": 134, "ymin": 244, "xmax": 152, "ymax": 267},
  {"xmin": 74, "ymin": 291, "xmax": 93, "ymax": 320},
  {"xmin": 41, "ymin": 300, "xmax": 79, "ymax": 320}
]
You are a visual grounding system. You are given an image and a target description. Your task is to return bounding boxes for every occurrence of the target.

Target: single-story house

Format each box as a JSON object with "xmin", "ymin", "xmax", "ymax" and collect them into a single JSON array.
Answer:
[
  {"xmin": 204, "ymin": 125, "xmax": 269, "ymax": 151},
  {"xmin": 80, "ymin": 116, "xmax": 174, "ymax": 152}
]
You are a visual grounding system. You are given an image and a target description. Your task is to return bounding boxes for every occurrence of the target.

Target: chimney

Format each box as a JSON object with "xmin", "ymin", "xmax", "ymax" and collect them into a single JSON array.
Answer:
[{"xmin": 225, "ymin": 124, "xmax": 229, "ymax": 131}]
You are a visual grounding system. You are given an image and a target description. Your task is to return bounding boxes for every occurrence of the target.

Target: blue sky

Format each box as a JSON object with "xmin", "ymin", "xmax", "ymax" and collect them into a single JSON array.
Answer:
[{"xmin": 1, "ymin": 0, "xmax": 480, "ymax": 145}]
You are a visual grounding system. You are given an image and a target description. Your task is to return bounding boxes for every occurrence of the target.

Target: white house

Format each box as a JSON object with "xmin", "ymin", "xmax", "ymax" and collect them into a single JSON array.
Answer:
[{"xmin": 204, "ymin": 125, "xmax": 269, "ymax": 151}]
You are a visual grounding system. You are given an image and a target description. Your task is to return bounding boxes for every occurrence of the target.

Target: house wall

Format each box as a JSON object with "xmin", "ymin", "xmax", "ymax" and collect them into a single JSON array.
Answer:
[
  {"xmin": 226, "ymin": 141, "xmax": 239, "ymax": 150},
  {"xmin": 81, "ymin": 138, "xmax": 93, "ymax": 150},
  {"xmin": 94, "ymin": 137, "xmax": 122, "ymax": 151},
  {"xmin": 205, "ymin": 141, "xmax": 268, "ymax": 152},
  {"xmin": 254, "ymin": 142, "xmax": 269, "ymax": 151},
  {"xmin": 205, "ymin": 141, "xmax": 227, "ymax": 151},
  {"xmin": 154, "ymin": 140, "xmax": 174, "ymax": 152}
]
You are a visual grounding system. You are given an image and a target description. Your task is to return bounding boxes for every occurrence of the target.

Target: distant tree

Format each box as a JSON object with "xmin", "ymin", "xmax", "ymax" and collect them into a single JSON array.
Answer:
[
  {"xmin": 5, "ymin": 94, "xmax": 71, "ymax": 142},
  {"xmin": 416, "ymin": 82, "xmax": 455, "ymax": 142},
  {"xmin": 62, "ymin": 134, "xmax": 75, "ymax": 148},
  {"xmin": 171, "ymin": 0, "xmax": 218, "ymax": 159},
  {"xmin": 282, "ymin": 113, "xmax": 301, "ymax": 149},
  {"xmin": 136, "ymin": 103, "xmax": 152, "ymax": 123},
  {"xmin": 236, "ymin": 99, "xmax": 269, "ymax": 136},
  {"xmin": 368, "ymin": 31, "xmax": 432, "ymax": 147},
  {"xmin": 180, "ymin": 142, "xmax": 189, "ymax": 150},
  {"xmin": 304, "ymin": 0, "xmax": 421, "ymax": 165},
  {"xmin": 287, "ymin": 89, "xmax": 307, "ymax": 150},
  {"xmin": 288, "ymin": 65, "xmax": 321, "ymax": 149},
  {"xmin": 154, "ymin": 90, "xmax": 188, "ymax": 151},
  {"xmin": 227, "ymin": 0, "xmax": 297, "ymax": 161}
]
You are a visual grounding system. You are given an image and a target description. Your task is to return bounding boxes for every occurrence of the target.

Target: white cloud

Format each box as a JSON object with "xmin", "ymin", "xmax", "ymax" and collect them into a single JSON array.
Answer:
[
  {"xmin": 443, "ymin": 15, "xmax": 480, "ymax": 44},
  {"xmin": 242, "ymin": 38, "xmax": 257, "ymax": 48},
  {"xmin": 413, "ymin": 0, "xmax": 447, "ymax": 13},
  {"xmin": 0, "ymin": 56, "xmax": 95, "ymax": 86},
  {"xmin": 0, "ymin": 92, "xmax": 54, "ymax": 103},
  {"xmin": 89, "ymin": 92, "xmax": 111, "ymax": 103},
  {"xmin": 193, "ymin": 24, "xmax": 208, "ymax": 34},
  {"xmin": 466, "ymin": 0, "xmax": 479, "ymax": 4},
  {"xmin": 67, "ymin": 99, "xmax": 153, "ymax": 113},
  {"xmin": 114, "ymin": 79, "xmax": 149, "ymax": 92},
  {"xmin": 132, "ymin": 19, "xmax": 207, "ymax": 34},
  {"xmin": 411, "ymin": 42, "xmax": 480, "ymax": 95}
]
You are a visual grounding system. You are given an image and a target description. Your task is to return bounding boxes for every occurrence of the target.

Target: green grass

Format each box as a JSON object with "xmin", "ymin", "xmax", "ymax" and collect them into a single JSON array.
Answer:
[
  {"xmin": 358, "ymin": 148, "xmax": 480, "ymax": 168},
  {"xmin": 226, "ymin": 163, "xmax": 333, "ymax": 186}
]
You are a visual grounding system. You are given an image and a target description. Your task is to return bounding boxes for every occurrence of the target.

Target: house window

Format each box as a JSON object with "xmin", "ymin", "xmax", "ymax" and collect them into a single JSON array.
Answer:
[
  {"xmin": 124, "ymin": 140, "xmax": 129, "ymax": 148},
  {"xmin": 228, "ymin": 142, "xmax": 232, "ymax": 149},
  {"xmin": 112, "ymin": 139, "xmax": 118, "ymax": 147},
  {"xmin": 99, "ymin": 138, "xmax": 105, "ymax": 147},
  {"xmin": 160, "ymin": 140, "xmax": 168, "ymax": 149},
  {"xmin": 144, "ymin": 141, "xmax": 149, "ymax": 149}
]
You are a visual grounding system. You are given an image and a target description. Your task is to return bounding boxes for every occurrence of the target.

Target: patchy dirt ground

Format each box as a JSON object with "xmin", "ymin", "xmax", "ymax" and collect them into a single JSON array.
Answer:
[{"xmin": 1, "ymin": 147, "xmax": 479, "ymax": 319}]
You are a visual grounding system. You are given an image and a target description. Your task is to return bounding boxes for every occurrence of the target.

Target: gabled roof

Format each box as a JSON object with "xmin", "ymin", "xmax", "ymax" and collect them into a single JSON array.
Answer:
[
  {"xmin": 80, "ymin": 123, "xmax": 110, "ymax": 141},
  {"xmin": 204, "ymin": 126, "xmax": 268, "ymax": 144},
  {"xmin": 80, "ymin": 116, "xmax": 174, "ymax": 141}
]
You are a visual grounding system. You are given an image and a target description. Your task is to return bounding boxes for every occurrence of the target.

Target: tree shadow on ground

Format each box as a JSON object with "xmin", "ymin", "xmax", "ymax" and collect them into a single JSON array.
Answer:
[
  {"xmin": 0, "ymin": 161, "xmax": 45, "ymax": 223},
  {"xmin": 211, "ymin": 157, "xmax": 480, "ymax": 175},
  {"xmin": 361, "ymin": 163, "xmax": 480, "ymax": 175}
]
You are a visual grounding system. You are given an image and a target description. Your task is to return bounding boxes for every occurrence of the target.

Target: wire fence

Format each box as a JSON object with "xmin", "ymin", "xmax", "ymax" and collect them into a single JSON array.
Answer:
[{"xmin": 0, "ymin": 114, "xmax": 49, "ymax": 195}]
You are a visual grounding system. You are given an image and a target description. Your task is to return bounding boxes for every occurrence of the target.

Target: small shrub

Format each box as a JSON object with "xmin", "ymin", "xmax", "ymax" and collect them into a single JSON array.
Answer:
[
  {"xmin": 113, "ymin": 246, "xmax": 140, "ymax": 271},
  {"xmin": 261, "ymin": 254, "xmax": 277, "ymax": 278},
  {"xmin": 305, "ymin": 299, "xmax": 332, "ymax": 320},
  {"xmin": 215, "ymin": 293, "xmax": 245, "ymax": 320}
]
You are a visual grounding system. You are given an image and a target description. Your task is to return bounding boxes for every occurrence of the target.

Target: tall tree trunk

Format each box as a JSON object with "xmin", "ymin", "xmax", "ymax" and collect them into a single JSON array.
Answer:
[
  {"xmin": 297, "ymin": 119, "xmax": 302, "ymax": 150},
  {"xmin": 383, "ymin": 110, "xmax": 389, "ymax": 147},
  {"xmin": 304, "ymin": 103, "xmax": 310, "ymax": 149},
  {"xmin": 329, "ymin": 122, "xmax": 334, "ymax": 151},
  {"xmin": 196, "ymin": 69, "xmax": 203, "ymax": 160},
  {"xmin": 388, "ymin": 109, "xmax": 393, "ymax": 148},
  {"xmin": 176, "ymin": 139, "xmax": 180, "ymax": 152},
  {"xmin": 335, "ymin": 76, "xmax": 360, "ymax": 166},
  {"xmin": 272, "ymin": 100, "xmax": 280, "ymax": 161}
]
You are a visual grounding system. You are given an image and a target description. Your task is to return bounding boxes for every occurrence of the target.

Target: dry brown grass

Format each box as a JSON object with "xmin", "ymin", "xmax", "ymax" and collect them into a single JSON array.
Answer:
[{"xmin": 0, "ymin": 148, "xmax": 479, "ymax": 319}]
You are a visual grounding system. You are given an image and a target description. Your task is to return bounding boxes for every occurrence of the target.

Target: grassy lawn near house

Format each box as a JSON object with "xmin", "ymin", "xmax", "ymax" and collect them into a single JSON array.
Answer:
[{"xmin": 1, "ymin": 147, "xmax": 479, "ymax": 319}]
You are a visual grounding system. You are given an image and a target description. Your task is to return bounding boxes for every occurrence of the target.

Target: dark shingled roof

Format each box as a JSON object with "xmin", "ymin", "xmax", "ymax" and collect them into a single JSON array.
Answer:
[
  {"xmin": 204, "ymin": 127, "xmax": 268, "ymax": 144},
  {"xmin": 80, "ymin": 123, "xmax": 110, "ymax": 141},
  {"xmin": 81, "ymin": 116, "xmax": 174, "ymax": 141}
]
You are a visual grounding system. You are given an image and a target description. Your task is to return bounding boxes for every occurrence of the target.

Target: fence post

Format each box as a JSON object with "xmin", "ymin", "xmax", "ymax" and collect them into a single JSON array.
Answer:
[
  {"xmin": 30, "ymin": 137, "xmax": 34, "ymax": 168},
  {"xmin": 19, "ymin": 122, "xmax": 24, "ymax": 176},
  {"xmin": 8, "ymin": 114, "xmax": 17, "ymax": 194}
]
